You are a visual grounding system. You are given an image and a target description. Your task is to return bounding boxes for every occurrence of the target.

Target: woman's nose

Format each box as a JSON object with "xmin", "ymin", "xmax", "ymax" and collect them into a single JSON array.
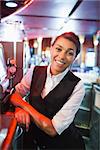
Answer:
[{"xmin": 59, "ymin": 52, "xmax": 66, "ymax": 60}]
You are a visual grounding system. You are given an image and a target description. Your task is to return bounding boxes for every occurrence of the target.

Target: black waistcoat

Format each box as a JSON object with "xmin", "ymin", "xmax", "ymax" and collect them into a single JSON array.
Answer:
[
  {"xmin": 28, "ymin": 66, "xmax": 85, "ymax": 149},
  {"xmin": 29, "ymin": 66, "xmax": 80, "ymax": 118}
]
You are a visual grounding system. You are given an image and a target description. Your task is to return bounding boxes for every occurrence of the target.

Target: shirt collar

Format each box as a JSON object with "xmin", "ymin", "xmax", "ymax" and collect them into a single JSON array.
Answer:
[{"xmin": 47, "ymin": 64, "xmax": 69, "ymax": 79}]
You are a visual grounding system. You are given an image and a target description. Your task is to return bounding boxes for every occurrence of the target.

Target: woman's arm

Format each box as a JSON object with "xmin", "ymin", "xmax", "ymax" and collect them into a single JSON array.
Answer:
[{"xmin": 10, "ymin": 91, "xmax": 57, "ymax": 137}]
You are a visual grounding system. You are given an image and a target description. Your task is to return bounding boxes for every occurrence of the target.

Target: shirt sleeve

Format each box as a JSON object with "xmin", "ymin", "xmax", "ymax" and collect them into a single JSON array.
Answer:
[
  {"xmin": 15, "ymin": 67, "xmax": 34, "ymax": 97},
  {"xmin": 52, "ymin": 80, "xmax": 85, "ymax": 135}
]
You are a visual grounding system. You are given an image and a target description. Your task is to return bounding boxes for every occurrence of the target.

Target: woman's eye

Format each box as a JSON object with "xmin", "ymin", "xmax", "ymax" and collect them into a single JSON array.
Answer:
[
  {"xmin": 69, "ymin": 52, "xmax": 74, "ymax": 55},
  {"xmin": 56, "ymin": 47, "xmax": 62, "ymax": 51},
  {"xmin": 67, "ymin": 51, "xmax": 74, "ymax": 56}
]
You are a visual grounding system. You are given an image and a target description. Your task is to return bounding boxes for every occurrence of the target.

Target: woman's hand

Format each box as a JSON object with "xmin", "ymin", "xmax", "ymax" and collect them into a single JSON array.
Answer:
[{"xmin": 15, "ymin": 107, "xmax": 30, "ymax": 132}]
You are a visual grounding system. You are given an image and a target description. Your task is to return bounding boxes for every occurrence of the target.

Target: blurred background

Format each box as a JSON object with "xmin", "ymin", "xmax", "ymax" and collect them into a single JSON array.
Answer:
[{"xmin": 0, "ymin": 0, "xmax": 100, "ymax": 150}]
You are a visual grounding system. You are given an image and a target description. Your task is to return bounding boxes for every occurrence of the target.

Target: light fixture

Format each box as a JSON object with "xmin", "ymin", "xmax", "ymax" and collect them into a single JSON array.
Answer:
[
  {"xmin": 79, "ymin": 35, "xmax": 85, "ymax": 44},
  {"xmin": 42, "ymin": 27, "xmax": 48, "ymax": 31},
  {"xmin": 93, "ymin": 35, "xmax": 99, "ymax": 46},
  {"xmin": 34, "ymin": 40, "xmax": 38, "ymax": 48},
  {"xmin": 5, "ymin": 1, "xmax": 18, "ymax": 8}
]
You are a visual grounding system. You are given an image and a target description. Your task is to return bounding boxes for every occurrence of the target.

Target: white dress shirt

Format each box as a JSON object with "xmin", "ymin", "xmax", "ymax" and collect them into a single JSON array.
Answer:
[{"xmin": 15, "ymin": 65, "xmax": 85, "ymax": 135}]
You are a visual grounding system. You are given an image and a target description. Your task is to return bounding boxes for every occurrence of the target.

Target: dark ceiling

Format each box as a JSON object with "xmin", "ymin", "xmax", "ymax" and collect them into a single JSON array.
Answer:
[
  {"xmin": 1, "ymin": 0, "xmax": 33, "ymax": 18},
  {"xmin": 0, "ymin": 0, "xmax": 100, "ymax": 41}
]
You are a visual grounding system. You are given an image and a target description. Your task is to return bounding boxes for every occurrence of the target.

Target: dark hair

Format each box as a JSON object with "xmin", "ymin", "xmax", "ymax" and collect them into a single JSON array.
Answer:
[{"xmin": 52, "ymin": 32, "xmax": 80, "ymax": 57}]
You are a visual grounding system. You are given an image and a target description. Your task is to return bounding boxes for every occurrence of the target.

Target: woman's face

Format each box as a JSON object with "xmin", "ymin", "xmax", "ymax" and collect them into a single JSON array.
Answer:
[{"xmin": 50, "ymin": 37, "xmax": 77, "ymax": 75}]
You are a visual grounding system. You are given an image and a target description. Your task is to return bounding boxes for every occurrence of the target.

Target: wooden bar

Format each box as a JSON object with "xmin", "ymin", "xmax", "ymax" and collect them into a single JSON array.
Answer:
[{"xmin": 0, "ymin": 114, "xmax": 17, "ymax": 150}]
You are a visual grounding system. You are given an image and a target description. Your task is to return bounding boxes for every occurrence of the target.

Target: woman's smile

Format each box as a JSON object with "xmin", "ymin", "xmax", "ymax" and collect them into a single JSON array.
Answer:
[{"xmin": 56, "ymin": 60, "xmax": 66, "ymax": 65}]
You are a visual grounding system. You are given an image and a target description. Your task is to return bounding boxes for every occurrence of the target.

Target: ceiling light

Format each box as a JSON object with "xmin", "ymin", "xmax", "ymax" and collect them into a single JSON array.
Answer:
[
  {"xmin": 42, "ymin": 27, "xmax": 48, "ymax": 31},
  {"xmin": 6, "ymin": 2, "xmax": 18, "ymax": 8}
]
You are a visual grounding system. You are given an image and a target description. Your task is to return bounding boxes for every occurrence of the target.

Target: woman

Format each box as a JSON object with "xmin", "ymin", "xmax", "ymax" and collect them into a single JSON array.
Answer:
[{"xmin": 10, "ymin": 32, "xmax": 85, "ymax": 149}]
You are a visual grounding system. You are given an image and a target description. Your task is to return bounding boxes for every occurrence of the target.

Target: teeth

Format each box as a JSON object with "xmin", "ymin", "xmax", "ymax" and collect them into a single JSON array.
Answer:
[{"xmin": 56, "ymin": 60, "xmax": 65, "ymax": 65}]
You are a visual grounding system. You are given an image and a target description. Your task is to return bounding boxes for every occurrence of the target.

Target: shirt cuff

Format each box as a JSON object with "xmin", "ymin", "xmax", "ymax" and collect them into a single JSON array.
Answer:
[{"xmin": 52, "ymin": 118, "xmax": 63, "ymax": 135}]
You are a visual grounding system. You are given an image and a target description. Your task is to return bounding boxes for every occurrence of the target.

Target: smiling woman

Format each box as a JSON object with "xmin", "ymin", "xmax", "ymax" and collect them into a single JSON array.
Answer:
[{"xmin": 9, "ymin": 32, "xmax": 86, "ymax": 150}]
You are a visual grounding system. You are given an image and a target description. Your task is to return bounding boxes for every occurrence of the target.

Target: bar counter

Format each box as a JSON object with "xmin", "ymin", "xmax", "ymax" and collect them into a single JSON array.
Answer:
[{"xmin": 0, "ymin": 113, "xmax": 17, "ymax": 150}]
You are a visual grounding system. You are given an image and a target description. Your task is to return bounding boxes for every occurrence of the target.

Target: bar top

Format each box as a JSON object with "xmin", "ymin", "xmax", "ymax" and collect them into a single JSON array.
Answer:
[{"xmin": 0, "ymin": 113, "xmax": 17, "ymax": 150}]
